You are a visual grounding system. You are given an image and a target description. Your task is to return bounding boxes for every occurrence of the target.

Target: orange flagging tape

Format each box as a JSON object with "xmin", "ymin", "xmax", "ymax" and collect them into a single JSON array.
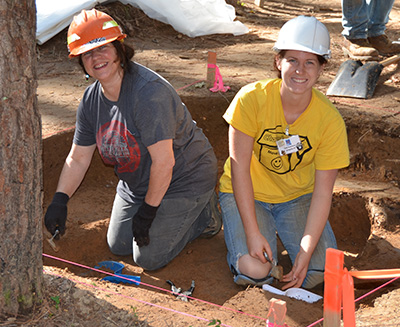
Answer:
[
  {"xmin": 324, "ymin": 248, "xmax": 400, "ymax": 327},
  {"xmin": 350, "ymin": 269, "xmax": 400, "ymax": 279},
  {"xmin": 324, "ymin": 249, "xmax": 343, "ymax": 326},
  {"xmin": 342, "ymin": 268, "xmax": 355, "ymax": 327}
]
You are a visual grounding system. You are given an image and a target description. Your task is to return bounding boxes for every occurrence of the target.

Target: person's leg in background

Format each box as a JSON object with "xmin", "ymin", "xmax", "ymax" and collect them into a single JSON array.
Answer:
[
  {"xmin": 341, "ymin": 0, "xmax": 379, "ymax": 60},
  {"xmin": 367, "ymin": 0, "xmax": 400, "ymax": 55}
]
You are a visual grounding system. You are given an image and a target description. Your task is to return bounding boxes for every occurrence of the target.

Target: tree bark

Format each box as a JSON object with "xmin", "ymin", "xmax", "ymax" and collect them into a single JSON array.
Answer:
[{"xmin": 0, "ymin": 0, "xmax": 43, "ymax": 317}]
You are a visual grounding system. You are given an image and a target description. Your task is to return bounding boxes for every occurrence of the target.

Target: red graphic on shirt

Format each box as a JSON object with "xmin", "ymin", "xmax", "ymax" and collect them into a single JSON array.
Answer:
[{"xmin": 96, "ymin": 120, "xmax": 140, "ymax": 173}]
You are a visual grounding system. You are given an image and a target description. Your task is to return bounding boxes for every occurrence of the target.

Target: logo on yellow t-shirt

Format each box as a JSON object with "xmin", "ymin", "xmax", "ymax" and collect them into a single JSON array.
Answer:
[{"xmin": 256, "ymin": 126, "xmax": 312, "ymax": 174}]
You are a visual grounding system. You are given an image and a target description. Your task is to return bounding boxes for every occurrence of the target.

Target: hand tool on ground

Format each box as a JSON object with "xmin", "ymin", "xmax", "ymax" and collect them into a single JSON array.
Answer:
[
  {"xmin": 94, "ymin": 261, "xmax": 141, "ymax": 285},
  {"xmin": 263, "ymin": 284, "xmax": 322, "ymax": 303},
  {"xmin": 166, "ymin": 280, "xmax": 195, "ymax": 302},
  {"xmin": 47, "ymin": 229, "xmax": 60, "ymax": 252},
  {"xmin": 264, "ymin": 252, "xmax": 284, "ymax": 281},
  {"xmin": 326, "ymin": 54, "xmax": 400, "ymax": 99}
]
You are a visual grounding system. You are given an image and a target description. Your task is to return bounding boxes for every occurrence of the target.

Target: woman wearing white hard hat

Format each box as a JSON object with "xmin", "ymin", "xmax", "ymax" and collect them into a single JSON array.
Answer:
[{"xmin": 219, "ymin": 16, "xmax": 349, "ymax": 289}]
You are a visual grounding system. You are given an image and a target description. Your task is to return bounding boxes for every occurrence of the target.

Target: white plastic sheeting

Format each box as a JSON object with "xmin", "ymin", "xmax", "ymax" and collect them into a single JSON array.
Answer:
[
  {"xmin": 36, "ymin": 0, "xmax": 105, "ymax": 45},
  {"xmin": 119, "ymin": 0, "xmax": 249, "ymax": 37},
  {"xmin": 36, "ymin": 0, "xmax": 248, "ymax": 45}
]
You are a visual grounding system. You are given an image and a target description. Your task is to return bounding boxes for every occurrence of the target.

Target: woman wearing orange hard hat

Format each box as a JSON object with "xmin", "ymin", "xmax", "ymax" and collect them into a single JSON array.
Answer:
[{"xmin": 44, "ymin": 9, "xmax": 221, "ymax": 270}]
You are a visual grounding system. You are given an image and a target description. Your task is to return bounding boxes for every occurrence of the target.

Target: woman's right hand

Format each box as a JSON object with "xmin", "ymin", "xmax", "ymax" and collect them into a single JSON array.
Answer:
[{"xmin": 246, "ymin": 231, "xmax": 272, "ymax": 264}]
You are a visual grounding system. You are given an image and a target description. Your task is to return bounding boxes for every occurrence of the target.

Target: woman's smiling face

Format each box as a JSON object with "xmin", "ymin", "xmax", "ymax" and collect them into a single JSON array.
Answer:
[
  {"xmin": 81, "ymin": 43, "xmax": 122, "ymax": 83},
  {"xmin": 276, "ymin": 50, "xmax": 324, "ymax": 97}
]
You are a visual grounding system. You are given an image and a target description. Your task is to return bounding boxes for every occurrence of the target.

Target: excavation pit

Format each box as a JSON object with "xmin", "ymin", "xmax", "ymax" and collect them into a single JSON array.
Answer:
[{"xmin": 42, "ymin": 96, "xmax": 399, "ymax": 309}]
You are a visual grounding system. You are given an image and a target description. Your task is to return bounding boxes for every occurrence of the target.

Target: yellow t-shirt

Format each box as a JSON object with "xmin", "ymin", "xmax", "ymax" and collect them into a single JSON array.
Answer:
[{"xmin": 219, "ymin": 78, "xmax": 350, "ymax": 203}]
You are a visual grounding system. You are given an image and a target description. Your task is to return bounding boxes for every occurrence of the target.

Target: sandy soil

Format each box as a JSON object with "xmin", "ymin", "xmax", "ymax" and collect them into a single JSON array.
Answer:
[{"xmin": 8, "ymin": 1, "xmax": 400, "ymax": 326}]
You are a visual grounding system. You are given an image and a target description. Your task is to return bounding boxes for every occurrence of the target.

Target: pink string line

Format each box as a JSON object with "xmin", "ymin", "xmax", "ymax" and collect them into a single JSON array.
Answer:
[
  {"xmin": 44, "ymin": 269, "xmax": 232, "ymax": 327},
  {"xmin": 176, "ymin": 79, "xmax": 204, "ymax": 91},
  {"xmin": 353, "ymin": 276, "xmax": 399, "ymax": 303},
  {"xmin": 305, "ymin": 276, "xmax": 400, "ymax": 327},
  {"xmin": 43, "ymin": 254, "xmax": 399, "ymax": 327},
  {"xmin": 43, "ymin": 255, "xmax": 399, "ymax": 327},
  {"xmin": 43, "ymin": 253, "xmax": 267, "ymax": 323}
]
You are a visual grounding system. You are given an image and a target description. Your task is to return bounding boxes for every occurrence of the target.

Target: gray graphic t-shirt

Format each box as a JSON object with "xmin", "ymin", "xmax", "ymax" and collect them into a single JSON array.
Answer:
[{"xmin": 74, "ymin": 62, "xmax": 217, "ymax": 203}]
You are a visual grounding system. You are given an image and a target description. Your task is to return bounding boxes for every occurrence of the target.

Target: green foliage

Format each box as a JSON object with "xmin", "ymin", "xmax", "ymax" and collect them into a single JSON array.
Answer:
[
  {"xmin": 50, "ymin": 296, "xmax": 60, "ymax": 310},
  {"xmin": 4, "ymin": 290, "xmax": 12, "ymax": 306},
  {"xmin": 130, "ymin": 305, "xmax": 139, "ymax": 318},
  {"xmin": 208, "ymin": 319, "xmax": 222, "ymax": 326}
]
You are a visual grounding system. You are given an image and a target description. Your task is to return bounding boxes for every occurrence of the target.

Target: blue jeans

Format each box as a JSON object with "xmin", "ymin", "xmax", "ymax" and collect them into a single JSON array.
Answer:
[
  {"xmin": 341, "ymin": 0, "xmax": 394, "ymax": 39},
  {"xmin": 107, "ymin": 189, "xmax": 214, "ymax": 270},
  {"xmin": 219, "ymin": 192, "xmax": 337, "ymax": 289}
]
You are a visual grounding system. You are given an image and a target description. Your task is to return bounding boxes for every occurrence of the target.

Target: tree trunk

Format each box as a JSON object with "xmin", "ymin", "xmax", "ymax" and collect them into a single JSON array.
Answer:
[{"xmin": 0, "ymin": 0, "xmax": 43, "ymax": 317}]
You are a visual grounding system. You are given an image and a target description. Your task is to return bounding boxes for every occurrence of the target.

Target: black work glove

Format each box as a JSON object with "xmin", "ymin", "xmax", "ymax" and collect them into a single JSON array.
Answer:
[
  {"xmin": 132, "ymin": 201, "xmax": 159, "ymax": 247},
  {"xmin": 44, "ymin": 192, "xmax": 69, "ymax": 237}
]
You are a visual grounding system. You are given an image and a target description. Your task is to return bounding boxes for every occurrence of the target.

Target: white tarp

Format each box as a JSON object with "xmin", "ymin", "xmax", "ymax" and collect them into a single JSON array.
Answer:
[
  {"xmin": 36, "ymin": 0, "xmax": 104, "ymax": 45},
  {"xmin": 36, "ymin": 0, "xmax": 248, "ymax": 45},
  {"xmin": 119, "ymin": 0, "xmax": 249, "ymax": 38}
]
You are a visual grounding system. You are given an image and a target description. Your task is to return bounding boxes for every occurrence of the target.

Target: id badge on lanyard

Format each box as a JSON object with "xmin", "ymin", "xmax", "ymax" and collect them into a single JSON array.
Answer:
[{"xmin": 276, "ymin": 125, "xmax": 303, "ymax": 156}]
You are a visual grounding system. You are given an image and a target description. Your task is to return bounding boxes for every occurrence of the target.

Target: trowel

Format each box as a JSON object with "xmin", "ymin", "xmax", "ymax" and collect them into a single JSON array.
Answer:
[
  {"xmin": 47, "ymin": 229, "xmax": 60, "ymax": 252},
  {"xmin": 262, "ymin": 284, "xmax": 322, "ymax": 303},
  {"xmin": 264, "ymin": 252, "xmax": 283, "ymax": 281}
]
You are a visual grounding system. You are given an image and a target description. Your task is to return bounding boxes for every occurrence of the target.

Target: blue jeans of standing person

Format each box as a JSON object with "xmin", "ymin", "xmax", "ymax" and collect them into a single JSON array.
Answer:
[
  {"xmin": 219, "ymin": 192, "xmax": 337, "ymax": 289},
  {"xmin": 107, "ymin": 189, "xmax": 215, "ymax": 270},
  {"xmin": 342, "ymin": 0, "xmax": 395, "ymax": 39}
]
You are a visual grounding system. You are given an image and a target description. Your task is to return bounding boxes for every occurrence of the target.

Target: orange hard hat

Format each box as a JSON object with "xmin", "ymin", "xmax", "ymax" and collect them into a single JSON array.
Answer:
[{"xmin": 67, "ymin": 9, "xmax": 126, "ymax": 58}]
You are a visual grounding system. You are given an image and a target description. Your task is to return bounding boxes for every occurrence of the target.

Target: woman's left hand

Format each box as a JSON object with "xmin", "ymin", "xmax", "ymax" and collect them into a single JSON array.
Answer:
[{"xmin": 281, "ymin": 251, "xmax": 311, "ymax": 290}]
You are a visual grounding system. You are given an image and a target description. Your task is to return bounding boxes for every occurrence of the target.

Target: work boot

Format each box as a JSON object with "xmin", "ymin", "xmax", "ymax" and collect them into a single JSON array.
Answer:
[
  {"xmin": 342, "ymin": 38, "xmax": 379, "ymax": 61},
  {"xmin": 368, "ymin": 34, "xmax": 400, "ymax": 56},
  {"xmin": 200, "ymin": 192, "xmax": 222, "ymax": 238}
]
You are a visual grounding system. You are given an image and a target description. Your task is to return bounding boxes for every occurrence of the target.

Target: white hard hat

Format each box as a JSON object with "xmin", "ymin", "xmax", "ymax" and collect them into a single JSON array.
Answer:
[{"xmin": 273, "ymin": 16, "xmax": 331, "ymax": 59}]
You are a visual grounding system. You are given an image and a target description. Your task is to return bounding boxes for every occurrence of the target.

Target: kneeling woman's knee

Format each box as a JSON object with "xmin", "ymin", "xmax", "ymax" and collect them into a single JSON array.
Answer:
[
  {"xmin": 238, "ymin": 254, "xmax": 270, "ymax": 280},
  {"xmin": 107, "ymin": 237, "xmax": 132, "ymax": 256},
  {"xmin": 133, "ymin": 251, "xmax": 169, "ymax": 271}
]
